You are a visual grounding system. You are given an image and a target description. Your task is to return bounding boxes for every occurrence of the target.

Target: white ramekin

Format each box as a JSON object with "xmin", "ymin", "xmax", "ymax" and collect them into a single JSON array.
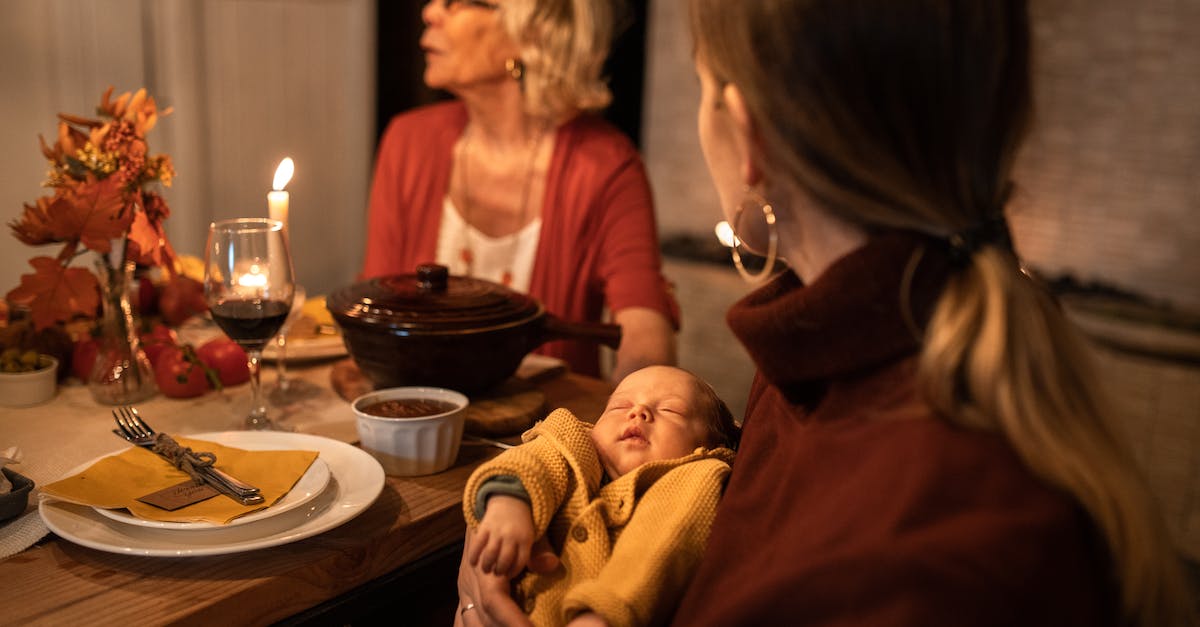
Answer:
[
  {"xmin": 351, "ymin": 386, "xmax": 468, "ymax": 476},
  {"xmin": 0, "ymin": 356, "xmax": 58, "ymax": 408}
]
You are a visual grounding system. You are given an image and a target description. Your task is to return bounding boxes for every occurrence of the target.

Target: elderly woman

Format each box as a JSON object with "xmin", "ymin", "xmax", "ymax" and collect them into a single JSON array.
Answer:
[
  {"xmin": 458, "ymin": 0, "xmax": 1197, "ymax": 626},
  {"xmin": 360, "ymin": 0, "xmax": 678, "ymax": 382}
]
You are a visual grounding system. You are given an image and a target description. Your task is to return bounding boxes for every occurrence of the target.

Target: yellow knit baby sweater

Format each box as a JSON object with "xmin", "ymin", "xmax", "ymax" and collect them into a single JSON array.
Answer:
[{"xmin": 463, "ymin": 408, "xmax": 734, "ymax": 627}]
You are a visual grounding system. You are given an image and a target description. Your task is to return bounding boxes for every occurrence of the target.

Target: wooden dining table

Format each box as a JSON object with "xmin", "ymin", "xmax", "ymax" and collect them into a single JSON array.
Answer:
[{"xmin": 0, "ymin": 357, "xmax": 613, "ymax": 626}]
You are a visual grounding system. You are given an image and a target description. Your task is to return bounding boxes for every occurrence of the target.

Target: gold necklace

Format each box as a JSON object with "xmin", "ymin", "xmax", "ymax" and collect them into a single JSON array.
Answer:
[{"xmin": 456, "ymin": 124, "xmax": 545, "ymax": 287}]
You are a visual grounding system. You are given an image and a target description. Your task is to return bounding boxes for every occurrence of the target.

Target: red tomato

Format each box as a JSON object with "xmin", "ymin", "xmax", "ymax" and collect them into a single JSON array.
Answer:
[
  {"xmin": 153, "ymin": 347, "xmax": 211, "ymax": 398},
  {"xmin": 158, "ymin": 276, "xmax": 208, "ymax": 326},
  {"xmin": 139, "ymin": 323, "xmax": 179, "ymax": 369},
  {"xmin": 71, "ymin": 336, "xmax": 100, "ymax": 381},
  {"xmin": 197, "ymin": 338, "xmax": 250, "ymax": 386}
]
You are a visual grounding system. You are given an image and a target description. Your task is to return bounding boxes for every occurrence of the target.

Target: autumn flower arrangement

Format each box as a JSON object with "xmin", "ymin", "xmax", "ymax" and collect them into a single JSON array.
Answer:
[{"xmin": 6, "ymin": 87, "xmax": 179, "ymax": 330}]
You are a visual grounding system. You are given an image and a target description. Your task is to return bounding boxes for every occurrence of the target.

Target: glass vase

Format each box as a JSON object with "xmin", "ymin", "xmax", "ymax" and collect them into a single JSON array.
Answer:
[{"xmin": 88, "ymin": 260, "xmax": 157, "ymax": 405}]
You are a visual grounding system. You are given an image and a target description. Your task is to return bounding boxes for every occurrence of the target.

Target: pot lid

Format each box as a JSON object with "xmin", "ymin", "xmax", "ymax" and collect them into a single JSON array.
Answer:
[{"xmin": 327, "ymin": 264, "xmax": 542, "ymax": 332}]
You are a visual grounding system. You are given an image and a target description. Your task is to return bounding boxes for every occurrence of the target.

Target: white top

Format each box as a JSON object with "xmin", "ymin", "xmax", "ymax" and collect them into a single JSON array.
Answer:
[{"xmin": 434, "ymin": 196, "xmax": 542, "ymax": 292}]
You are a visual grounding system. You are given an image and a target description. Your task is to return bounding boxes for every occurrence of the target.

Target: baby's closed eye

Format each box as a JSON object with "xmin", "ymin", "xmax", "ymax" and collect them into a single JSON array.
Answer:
[
  {"xmin": 657, "ymin": 402, "xmax": 689, "ymax": 416},
  {"xmin": 604, "ymin": 401, "xmax": 633, "ymax": 413}
]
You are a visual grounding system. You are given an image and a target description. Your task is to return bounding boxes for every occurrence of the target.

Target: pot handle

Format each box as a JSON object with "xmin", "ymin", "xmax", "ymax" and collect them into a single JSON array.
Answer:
[
  {"xmin": 540, "ymin": 315, "xmax": 622, "ymax": 349},
  {"xmin": 416, "ymin": 264, "xmax": 449, "ymax": 292}
]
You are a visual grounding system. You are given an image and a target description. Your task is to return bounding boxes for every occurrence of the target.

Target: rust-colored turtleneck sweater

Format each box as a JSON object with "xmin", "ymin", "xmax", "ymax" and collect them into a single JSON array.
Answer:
[{"xmin": 670, "ymin": 233, "xmax": 1116, "ymax": 626}]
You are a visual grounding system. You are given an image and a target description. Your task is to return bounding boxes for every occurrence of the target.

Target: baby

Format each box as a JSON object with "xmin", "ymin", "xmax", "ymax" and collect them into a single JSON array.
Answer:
[{"xmin": 459, "ymin": 365, "xmax": 739, "ymax": 627}]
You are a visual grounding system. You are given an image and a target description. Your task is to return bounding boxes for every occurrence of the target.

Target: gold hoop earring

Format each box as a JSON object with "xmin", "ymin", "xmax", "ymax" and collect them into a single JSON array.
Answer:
[
  {"xmin": 505, "ymin": 58, "xmax": 524, "ymax": 81},
  {"xmin": 729, "ymin": 190, "xmax": 778, "ymax": 284}
]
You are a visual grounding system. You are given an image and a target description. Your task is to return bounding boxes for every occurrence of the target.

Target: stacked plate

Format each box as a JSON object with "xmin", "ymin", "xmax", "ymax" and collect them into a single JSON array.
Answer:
[
  {"xmin": 263, "ymin": 292, "xmax": 347, "ymax": 363},
  {"xmin": 262, "ymin": 333, "xmax": 346, "ymax": 362},
  {"xmin": 38, "ymin": 431, "xmax": 385, "ymax": 557}
]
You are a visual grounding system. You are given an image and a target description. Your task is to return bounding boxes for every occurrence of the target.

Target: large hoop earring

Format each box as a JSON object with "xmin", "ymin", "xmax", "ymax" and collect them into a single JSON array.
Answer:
[
  {"xmin": 505, "ymin": 58, "xmax": 524, "ymax": 82},
  {"xmin": 729, "ymin": 190, "xmax": 778, "ymax": 284}
]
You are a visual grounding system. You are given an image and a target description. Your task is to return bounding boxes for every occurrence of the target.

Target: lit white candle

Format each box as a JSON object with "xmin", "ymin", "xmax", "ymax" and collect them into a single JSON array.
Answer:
[{"xmin": 268, "ymin": 157, "xmax": 294, "ymax": 228}]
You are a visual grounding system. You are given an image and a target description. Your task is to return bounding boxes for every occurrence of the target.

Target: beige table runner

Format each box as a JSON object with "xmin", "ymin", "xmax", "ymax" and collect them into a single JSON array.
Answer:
[{"xmin": 0, "ymin": 361, "xmax": 356, "ymax": 558}]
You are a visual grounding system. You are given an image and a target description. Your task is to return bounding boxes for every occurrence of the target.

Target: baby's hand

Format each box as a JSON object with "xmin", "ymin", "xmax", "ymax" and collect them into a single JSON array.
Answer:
[{"xmin": 469, "ymin": 494, "xmax": 535, "ymax": 578}]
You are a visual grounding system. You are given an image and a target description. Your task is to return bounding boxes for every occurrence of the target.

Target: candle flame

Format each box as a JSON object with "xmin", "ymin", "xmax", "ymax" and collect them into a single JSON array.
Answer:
[
  {"xmin": 714, "ymin": 221, "xmax": 739, "ymax": 248},
  {"xmin": 237, "ymin": 264, "xmax": 268, "ymax": 288},
  {"xmin": 273, "ymin": 157, "xmax": 295, "ymax": 191}
]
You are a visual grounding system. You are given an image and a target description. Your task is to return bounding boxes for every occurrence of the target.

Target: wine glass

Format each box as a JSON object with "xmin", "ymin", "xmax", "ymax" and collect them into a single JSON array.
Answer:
[
  {"xmin": 203, "ymin": 218, "xmax": 295, "ymax": 430},
  {"xmin": 268, "ymin": 284, "xmax": 322, "ymax": 405}
]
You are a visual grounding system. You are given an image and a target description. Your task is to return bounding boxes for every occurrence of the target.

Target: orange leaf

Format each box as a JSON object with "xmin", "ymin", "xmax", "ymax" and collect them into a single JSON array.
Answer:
[
  {"xmin": 5, "ymin": 257, "xmax": 100, "ymax": 330},
  {"xmin": 112, "ymin": 91, "xmax": 132, "ymax": 118},
  {"xmin": 90, "ymin": 123, "xmax": 111, "ymax": 149},
  {"xmin": 127, "ymin": 210, "xmax": 166, "ymax": 267},
  {"xmin": 125, "ymin": 89, "xmax": 147, "ymax": 122},
  {"xmin": 128, "ymin": 194, "xmax": 176, "ymax": 269},
  {"xmin": 8, "ymin": 196, "xmax": 61, "ymax": 246},
  {"xmin": 38, "ymin": 134, "xmax": 60, "ymax": 161},
  {"xmin": 99, "ymin": 86, "xmax": 116, "ymax": 114},
  {"xmin": 57, "ymin": 121, "xmax": 78, "ymax": 156},
  {"xmin": 48, "ymin": 177, "xmax": 132, "ymax": 253},
  {"xmin": 58, "ymin": 112, "xmax": 103, "ymax": 128}
]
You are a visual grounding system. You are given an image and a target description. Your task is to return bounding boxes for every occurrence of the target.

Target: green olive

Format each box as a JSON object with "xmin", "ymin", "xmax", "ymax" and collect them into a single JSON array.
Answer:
[
  {"xmin": 0, "ymin": 347, "xmax": 45, "ymax": 372},
  {"xmin": 19, "ymin": 350, "xmax": 39, "ymax": 368}
]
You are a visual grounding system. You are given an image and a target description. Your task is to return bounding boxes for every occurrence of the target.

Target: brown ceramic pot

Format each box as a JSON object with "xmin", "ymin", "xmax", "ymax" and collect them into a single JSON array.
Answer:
[{"xmin": 327, "ymin": 264, "xmax": 621, "ymax": 393}]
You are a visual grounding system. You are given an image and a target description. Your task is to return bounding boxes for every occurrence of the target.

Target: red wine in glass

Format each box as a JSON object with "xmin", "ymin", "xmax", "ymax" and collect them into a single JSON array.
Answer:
[{"xmin": 209, "ymin": 299, "xmax": 292, "ymax": 349}]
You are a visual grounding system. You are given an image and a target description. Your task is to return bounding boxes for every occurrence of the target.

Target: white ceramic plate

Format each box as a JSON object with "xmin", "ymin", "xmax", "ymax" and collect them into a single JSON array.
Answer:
[
  {"xmin": 262, "ymin": 334, "xmax": 346, "ymax": 362},
  {"xmin": 39, "ymin": 431, "xmax": 385, "ymax": 557},
  {"xmin": 92, "ymin": 457, "xmax": 331, "ymax": 530},
  {"xmin": 176, "ymin": 313, "xmax": 347, "ymax": 363}
]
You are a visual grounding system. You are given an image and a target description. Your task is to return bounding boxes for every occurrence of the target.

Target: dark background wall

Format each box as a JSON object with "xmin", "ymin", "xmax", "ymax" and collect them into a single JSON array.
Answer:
[{"xmin": 375, "ymin": 0, "xmax": 647, "ymax": 148}]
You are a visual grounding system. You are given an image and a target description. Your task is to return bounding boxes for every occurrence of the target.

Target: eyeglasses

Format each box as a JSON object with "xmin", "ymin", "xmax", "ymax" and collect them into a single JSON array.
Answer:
[{"xmin": 442, "ymin": 0, "xmax": 500, "ymax": 12}]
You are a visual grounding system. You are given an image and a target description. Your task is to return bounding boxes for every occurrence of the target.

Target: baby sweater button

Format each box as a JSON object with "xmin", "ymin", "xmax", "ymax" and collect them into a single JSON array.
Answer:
[{"xmin": 571, "ymin": 525, "xmax": 588, "ymax": 543}]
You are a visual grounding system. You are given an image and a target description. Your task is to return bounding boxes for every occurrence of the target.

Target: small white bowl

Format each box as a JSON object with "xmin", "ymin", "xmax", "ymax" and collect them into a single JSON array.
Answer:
[
  {"xmin": 0, "ymin": 356, "xmax": 58, "ymax": 408},
  {"xmin": 352, "ymin": 386, "xmax": 468, "ymax": 476}
]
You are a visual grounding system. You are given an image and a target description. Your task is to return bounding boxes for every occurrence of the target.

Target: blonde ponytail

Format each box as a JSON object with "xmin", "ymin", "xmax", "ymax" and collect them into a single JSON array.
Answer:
[{"xmin": 920, "ymin": 248, "xmax": 1197, "ymax": 626}]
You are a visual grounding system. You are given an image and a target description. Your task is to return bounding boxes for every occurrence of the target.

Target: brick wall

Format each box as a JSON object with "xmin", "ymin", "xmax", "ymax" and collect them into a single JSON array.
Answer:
[
  {"xmin": 646, "ymin": 0, "xmax": 1200, "ymax": 312},
  {"xmin": 1016, "ymin": 0, "xmax": 1200, "ymax": 311}
]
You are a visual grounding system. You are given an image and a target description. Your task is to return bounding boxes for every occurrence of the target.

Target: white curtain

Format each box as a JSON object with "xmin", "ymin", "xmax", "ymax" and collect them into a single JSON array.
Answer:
[{"xmin": 0, "ymin": 0, "xmax": 375, "ymax": 297}]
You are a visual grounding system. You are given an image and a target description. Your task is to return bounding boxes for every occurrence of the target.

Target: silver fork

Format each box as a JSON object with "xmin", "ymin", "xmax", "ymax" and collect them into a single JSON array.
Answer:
[{"xmin": 112, "ymin": 406, "xmax": 264, "ymax": 506}]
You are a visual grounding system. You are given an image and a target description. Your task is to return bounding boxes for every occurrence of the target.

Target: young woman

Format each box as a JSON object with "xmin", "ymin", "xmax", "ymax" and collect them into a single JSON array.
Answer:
[{"xmin": 672, "ymin": 0, "xmax": 1196, "ymax": 625}]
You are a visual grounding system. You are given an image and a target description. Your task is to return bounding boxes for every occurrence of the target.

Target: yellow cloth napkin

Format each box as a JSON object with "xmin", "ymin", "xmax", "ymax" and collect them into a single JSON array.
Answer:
[
  {"xmin": 42, "ymin": 437, "xmax": 319, "ymax": 525},
  {"xmin": 301, "ymin": 295, "xmax": 333, "ymax": 328}
]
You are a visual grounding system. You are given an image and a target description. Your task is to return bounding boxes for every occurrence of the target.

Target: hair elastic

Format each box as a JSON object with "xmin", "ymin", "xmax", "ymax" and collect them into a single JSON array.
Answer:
[{"xmin": 946, "ymin": 213, "xmax": 1013, "ymax": 266}]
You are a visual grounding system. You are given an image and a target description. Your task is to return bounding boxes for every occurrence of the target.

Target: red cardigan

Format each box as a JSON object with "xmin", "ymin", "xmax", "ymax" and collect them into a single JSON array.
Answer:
[
  {"xmin": 671, "ymin": 233, "xmax": 1117, "ymax": 626},
  {"xmin": 361, "ymin": 102, "xmax": 679, "ymax": 377}
]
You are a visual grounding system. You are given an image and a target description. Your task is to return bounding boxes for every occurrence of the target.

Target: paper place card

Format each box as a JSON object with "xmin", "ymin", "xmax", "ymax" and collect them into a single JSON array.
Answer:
[{"xmin": 137, "ymin": 480, "xmax": 220, "ymax": 511}]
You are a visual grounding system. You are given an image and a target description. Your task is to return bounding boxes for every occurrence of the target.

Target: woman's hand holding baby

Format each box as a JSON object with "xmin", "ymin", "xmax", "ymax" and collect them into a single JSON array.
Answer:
[{"xmin": 470, "ymin": 495, "xmax": 536, "ymax": 578}]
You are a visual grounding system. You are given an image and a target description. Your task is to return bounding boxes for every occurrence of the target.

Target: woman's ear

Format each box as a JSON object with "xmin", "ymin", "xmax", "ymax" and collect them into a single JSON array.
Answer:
[{"xmin": 722, "ymin": 83, "xmax": 763, "ymax": 187}]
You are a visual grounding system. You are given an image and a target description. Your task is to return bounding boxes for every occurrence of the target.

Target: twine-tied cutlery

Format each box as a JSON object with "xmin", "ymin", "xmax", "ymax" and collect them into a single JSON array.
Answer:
[{"xmin": 111, "ymin": 406, "xmax": 264, "ymax": 506}]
